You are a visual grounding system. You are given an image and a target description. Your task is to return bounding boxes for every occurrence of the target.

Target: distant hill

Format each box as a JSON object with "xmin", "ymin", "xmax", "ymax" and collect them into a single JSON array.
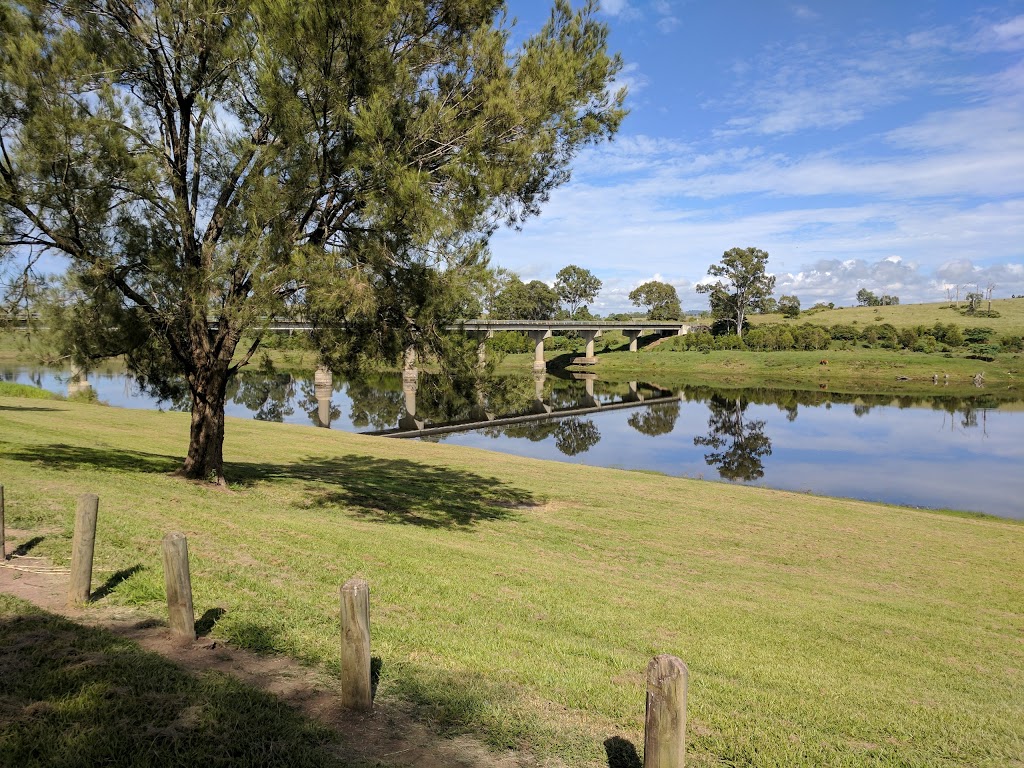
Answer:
[{"xmin": 753, "ymin": 298, "xmax": 1024, "ymax": 334}]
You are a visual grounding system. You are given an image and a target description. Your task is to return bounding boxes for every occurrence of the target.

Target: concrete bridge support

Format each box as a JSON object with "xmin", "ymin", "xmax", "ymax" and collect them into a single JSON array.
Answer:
[
  {"xmin": 624, "ymin": 330, "xmax": 642, "ymax": 352},
  {"xmin": 572, "ymin": 330, "xmax": 600, "ymax": 365},
  {"xmin": 528, "ymin": 330, "xmax": 552, "ymax": 373},
  {"xmin": 472, "ymin": 330, "xmax": 493, "ymax": 368}
]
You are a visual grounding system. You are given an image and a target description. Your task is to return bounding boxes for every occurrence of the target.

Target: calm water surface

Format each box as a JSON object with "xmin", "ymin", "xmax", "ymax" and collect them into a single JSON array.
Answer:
[{"xmin": 3, "ymin": 366, "xmax": 1022, "ymax": 519}]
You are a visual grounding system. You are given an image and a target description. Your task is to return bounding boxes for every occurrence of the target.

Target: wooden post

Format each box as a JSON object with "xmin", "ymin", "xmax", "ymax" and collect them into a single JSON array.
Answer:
[
  {"xmin": 0, "ymin": 484, "xmax": 5, "ymax": 560},
  {"xmin": 340, "ymin": 577, "xmax": 372, "ymax": 711},
  {"xmin": 162, "ymin": 532, "xmax": 196, "ymax": 641},
  {"xmin": 643, "ymin": 654, "xmax": 688, "ymax": 768},
  {"xmin": 67, "ymin": 494, "xmax": 99, "ymax": 605}
]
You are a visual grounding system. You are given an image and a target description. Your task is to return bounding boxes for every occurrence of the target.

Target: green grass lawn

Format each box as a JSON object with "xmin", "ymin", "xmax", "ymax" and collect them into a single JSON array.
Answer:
[{"xmin": 1, "ymin": 396, "xmax": 1021, "ymax": 766}]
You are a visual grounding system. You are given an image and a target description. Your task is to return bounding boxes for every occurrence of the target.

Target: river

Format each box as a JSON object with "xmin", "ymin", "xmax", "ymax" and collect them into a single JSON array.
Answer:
[{"xmin": 3, "ymin": 365, "xmax": 1022, "ymax": 520}]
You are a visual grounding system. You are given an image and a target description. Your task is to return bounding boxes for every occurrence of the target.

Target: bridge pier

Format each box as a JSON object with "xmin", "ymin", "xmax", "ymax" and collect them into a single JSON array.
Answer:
[
  {"xmin": 624, "ymin": 329, "xmax": 642, "ymax": 352},
  {"xmin": 528, "ymin": 330, "xmax": 552, "ymax": 373},
  {"xmin": 472, "ymin": 330, "xmax": 493, "ymax": 368},
  {"xmin": 572, "ymin": 329, "xmax": 600, "ymax": 365}
]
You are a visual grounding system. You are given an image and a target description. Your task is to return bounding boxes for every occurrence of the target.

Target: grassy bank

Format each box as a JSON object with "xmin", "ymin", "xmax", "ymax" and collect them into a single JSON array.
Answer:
[
  {"xmin": 1, "ymin": 396, "xmax": 1021, "ymax": 765},
  {"xmin": 497, "ymin": 346, "xmax": 1024, "ymax": 397}
]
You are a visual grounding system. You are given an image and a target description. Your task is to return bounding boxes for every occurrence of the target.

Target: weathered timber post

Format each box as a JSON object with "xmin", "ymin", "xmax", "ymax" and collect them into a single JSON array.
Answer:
[
  {"xmin": 340, "ymin": 577, "xmax": 372, "ymax": 711},
  {"xmin": 162, "ymin": 532, "xmax": 196, "ymax": 641},
  {"xmin": 67, "ymin": 494, "xmax": 99, "ymax": 605},
  {"xmin": 643, "ymin": 654, "xmax": 688, "ymax": 768},
  {"xmin": 0, "ymin": 484, "xmax": 5, "ymax": 560}
]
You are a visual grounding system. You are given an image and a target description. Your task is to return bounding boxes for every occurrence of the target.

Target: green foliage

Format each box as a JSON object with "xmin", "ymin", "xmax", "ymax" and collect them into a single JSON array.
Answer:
[
  {"xmin": 628, "ymin": 280, "xmax": 681, "ymax": 320},
  {"xmin": 696, "ymin": 247, "xmax": 776, "ymax": 338},
  {"xmin": 491, "ymin": 276, "xmax": 560, "ymax": 319},
  {"xmin": 1000, "ymin": 334, "xmax": 1024, "ymax": 352},
  {"xmin": 554, "ymin": 265, "xmax": 602, "ymax": 319},
  {"xmin": 0, "ymin": 0, "xmax": 624, "ymax": 479},
  {"xmin": 964, "ymin": 326, "xmax": 994, "ymax": 344},
  {"xmin": 778, "ymin": 294, "xmax": 801, "ymax": 318}
]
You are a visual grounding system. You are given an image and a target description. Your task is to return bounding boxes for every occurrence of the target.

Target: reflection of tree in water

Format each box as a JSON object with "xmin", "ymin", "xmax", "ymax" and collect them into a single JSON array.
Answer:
[
  {"xmin": 345, "ymin": 376, "xmax": 403, "ymax": 430},
  {"xmin": 225, "ymin": 371, "xmax": 297, "ymax": 422},
  {"xmin": 627, "ymin": 401, "xmax": 680, "ymax": 437},
  {"xmin": 693, "ymin": 395, "xmax": 772, "ymax": 481},
  {"xmin": 485, "ymin": 415, "xmax": 600, "ymax": 456},
  {"xmin": 553, "ymin": 417, "xmax": 600, "ymax": 456}
]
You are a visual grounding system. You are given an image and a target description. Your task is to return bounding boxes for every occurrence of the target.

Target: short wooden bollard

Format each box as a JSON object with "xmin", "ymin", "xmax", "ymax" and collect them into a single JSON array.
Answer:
[
  {"xmin": 162, "ymin": 532, "xmax": 196, "ymax": 641},
  {"xmin": 68, "ymin": 494, "xmax": 99, "ymax": 605},
  {"xmin": 339, "ymin": 578, "xmax": 372, "ymax": 711},
  {"xmin": 643, "ymin": 654, "xmax": 688, "ymax": 768},
  {"xmin": 0, "ymin": 484, "xmax": 6, "ymax": 560}
]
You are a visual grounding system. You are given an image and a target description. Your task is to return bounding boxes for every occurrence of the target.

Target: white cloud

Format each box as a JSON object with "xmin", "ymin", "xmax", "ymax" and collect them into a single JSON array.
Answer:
[
  {"xmin": 790, "ymin": 5, "xmax": 820, "ymax": 22},
  {"xmin": 972, "ymin": 14, "xmax": 1024, "ymax": 52}
]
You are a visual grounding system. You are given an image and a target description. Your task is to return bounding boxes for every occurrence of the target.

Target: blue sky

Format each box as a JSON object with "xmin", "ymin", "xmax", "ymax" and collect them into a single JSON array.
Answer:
[{"xmin": 495, "ymin": 0, "xmax": 1024, "ymax": 313}]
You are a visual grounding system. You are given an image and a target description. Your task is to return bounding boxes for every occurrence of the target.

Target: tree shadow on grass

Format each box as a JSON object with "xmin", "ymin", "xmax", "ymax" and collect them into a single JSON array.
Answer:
[
  {"xmin": 226, "ymin": 454, "xmax": 539, "ymax": 529},
  {"xmin": 0, "ymin": 404, "xmax": 62, "ymax": 412},
  {"xmin": 0, "ymin": 601, "xmax": 344, "ymax": 767},
  {"xmin": 4, "ymin": 443, "xmax": 538, "ymax": 529},
  {"xmin": 3, "ymin": 443, "xmax": 180, "ymax": 474}
]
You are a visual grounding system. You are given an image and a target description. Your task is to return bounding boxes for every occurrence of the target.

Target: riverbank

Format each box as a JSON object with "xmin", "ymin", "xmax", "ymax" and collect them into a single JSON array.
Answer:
[
  {"xmin": 1, "ymin": 395, "xmax": 1021, "ymax": 766},
  {"xmin": 495, "ymin": 346, "xmax": 1024, "ymax": 397}
]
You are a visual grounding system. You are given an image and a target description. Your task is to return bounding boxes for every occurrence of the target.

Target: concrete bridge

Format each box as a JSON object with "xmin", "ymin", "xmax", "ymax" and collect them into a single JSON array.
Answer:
[
  {"xmin": 268, "ymin": 318, "xmax": 693, "ymax": 372},
  {"xmin": 454, "ymin": 320, "xmax": 692, "ymax": 372}
]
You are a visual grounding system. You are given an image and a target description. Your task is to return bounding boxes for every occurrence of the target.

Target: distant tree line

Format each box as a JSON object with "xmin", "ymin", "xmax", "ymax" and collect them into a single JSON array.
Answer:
[{"xmin": 668, "ymin": 321, "xmax": 1021, "ymax": 354}]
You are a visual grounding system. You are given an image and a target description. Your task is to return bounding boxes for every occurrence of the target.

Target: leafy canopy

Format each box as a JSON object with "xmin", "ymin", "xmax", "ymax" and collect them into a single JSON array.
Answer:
[
  {"xmin": 628, "ymin": 280, "xmax": 681, "ymax": 320},
  {"xmin": 696, "ymin": 247, "xmax": 775, "ymax": 339},
  {"xmin": 554, "ymin": 264, "xmax": 602, "ymax": 319},
  {"xmin": 0, "ymin": 0, "xmax": 625, "ymax": 481}
]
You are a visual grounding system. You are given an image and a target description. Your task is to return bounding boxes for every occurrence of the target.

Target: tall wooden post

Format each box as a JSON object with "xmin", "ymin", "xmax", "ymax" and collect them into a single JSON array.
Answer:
[
  {"xmin": 340, "ymin": 577, "xmax": 372, "ymax": 711},
  {"xmin": 162, "ymin": 532, "xmax": 196, "ymax": 641},
  {"xmin": 68, "ymin": 494, "xmax": 99, "ymax": 605},
  {"xmin": 0, "ymin": 484, "xmax": 6, "ymax": 560},
  {"xmin": 644, "ymin": 654, "xmax": 688, "ymax": 768}
]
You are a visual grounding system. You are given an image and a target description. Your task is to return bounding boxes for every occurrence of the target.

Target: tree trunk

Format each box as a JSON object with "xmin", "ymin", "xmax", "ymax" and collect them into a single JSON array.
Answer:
[{"xmin": 180, "ymin": 359, "xmax": 231, "ymax": 485}]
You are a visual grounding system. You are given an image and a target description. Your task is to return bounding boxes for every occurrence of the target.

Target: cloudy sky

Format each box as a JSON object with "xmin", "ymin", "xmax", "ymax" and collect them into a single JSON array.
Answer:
[{"xmin": 495, "ymin": 0, "xmax": 1024, "ymax": 313}]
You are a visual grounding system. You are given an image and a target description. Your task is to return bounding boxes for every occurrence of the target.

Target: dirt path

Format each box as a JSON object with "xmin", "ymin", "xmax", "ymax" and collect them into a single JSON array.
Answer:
[{"xmin": 0, "ymin": 537, "xmax": 560, "ymax": 768}]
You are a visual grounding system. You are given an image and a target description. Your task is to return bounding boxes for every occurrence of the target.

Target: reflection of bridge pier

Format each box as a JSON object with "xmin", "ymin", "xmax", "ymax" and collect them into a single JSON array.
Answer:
[
  {"xmin": 468, "ymin": 386, "xmax": 495, "ymax": 422},
  {"xmin": 530, "ymin": 372, "xmax": 551, "ymax": 414},
  {"xmin": 624, "ymin": 381, "xmax": 644, "ymax": 403},
  {"xmin": 313, "ymin": 365, "xmax": 333, "ymax": 428},
  {"xmin": 572, "ymin": 372, "xmax": 600, "ymax": 408},
  {"xmin": 400, "ymin": 366, "xmax": 425, "ymax": 431},
  {"xmin": 67, "ymin": 363, "xmax": 92, "ymax": 398}
]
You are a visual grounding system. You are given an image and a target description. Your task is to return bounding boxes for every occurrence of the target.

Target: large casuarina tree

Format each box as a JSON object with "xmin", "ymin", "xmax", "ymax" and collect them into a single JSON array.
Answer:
[
  {"xmin": 696, "ymin": 247, "xmax": 775, "ymax": 339},
  {"xmin": 0, "ymin": 0, "xmax": 625, "ymax": 483}
]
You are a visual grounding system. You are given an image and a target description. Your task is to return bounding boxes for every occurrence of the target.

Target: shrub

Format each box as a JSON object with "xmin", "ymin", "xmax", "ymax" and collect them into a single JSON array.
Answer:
[{"xmin": 1000, "ymin": 334, "xmax": 1024, "ymax": 352}]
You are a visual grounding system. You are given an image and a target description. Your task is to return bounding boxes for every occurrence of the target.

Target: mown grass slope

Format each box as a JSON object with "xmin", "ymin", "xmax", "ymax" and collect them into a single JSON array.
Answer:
[{"xmin": 1, "ymin": 396, "xmax": 1021, "ymax": 765}]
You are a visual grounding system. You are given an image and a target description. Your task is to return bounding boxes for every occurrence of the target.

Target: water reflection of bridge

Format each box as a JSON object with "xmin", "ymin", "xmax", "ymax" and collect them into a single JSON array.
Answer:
[{"xmin": 311, "ymin": 365, "xmax": 682, "ymax": 438}]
